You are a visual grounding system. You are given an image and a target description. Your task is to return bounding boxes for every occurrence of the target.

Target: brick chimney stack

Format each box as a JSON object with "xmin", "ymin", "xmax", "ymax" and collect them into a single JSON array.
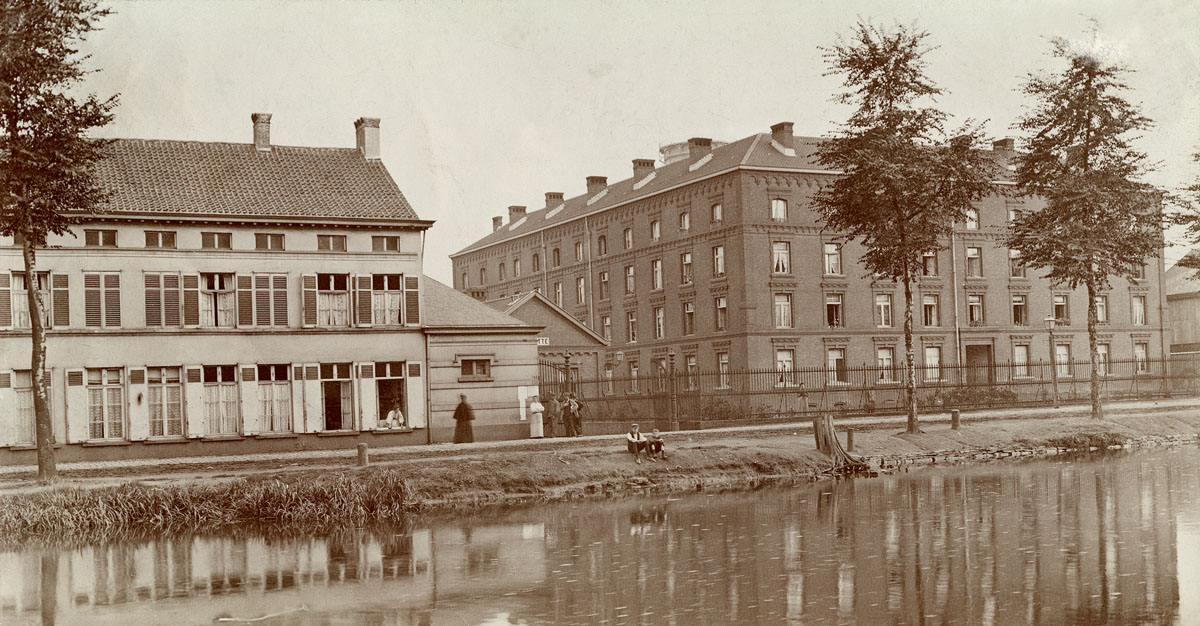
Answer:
[
  {"xmin": 586, "ymin": 176, "xmax": 607, "ymax": 195},
  {"xmin": 508, "ymin": 205, "xmax": 527, "ymax": 222},
  {"xmin": 687, "ymin": 137, "xmax": 713, "ymax": 161},
  {"xmin": 354, "ymin": 117, "xmax": 381, "ymax": 160},
  {"xmin": 252, "ymin": 113, "xmax": 272, "ymax": 151},
  {"xmin": 771, "ymin": 122, "xmax": 794, "ymax": 151},
  {"xmin": 545, "ymin": 192, "xmax": 564, "ymax": 209},
  {"xmin": 492, "ymin": 216, "xmax": 504, "ymax": 232},
  {"xmin": 633, "ymin": 159, "xmax": 655, "ymax": 180}
]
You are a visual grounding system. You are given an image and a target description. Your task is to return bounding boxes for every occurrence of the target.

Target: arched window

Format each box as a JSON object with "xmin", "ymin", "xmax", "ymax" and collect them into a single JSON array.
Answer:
[
  {"xmin": 598, "ymin": 235, "xmax": 607, "ymax": 256},
  {"xmin": 552, "ymin": 248, "xmax": 561, "ymax": 267}
]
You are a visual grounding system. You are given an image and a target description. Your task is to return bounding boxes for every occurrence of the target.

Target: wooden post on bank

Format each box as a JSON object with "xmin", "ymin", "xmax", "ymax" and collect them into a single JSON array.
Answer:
[
  {"xmin": 357, "ymin": 443, "xmax": 369, "ymax": 466},
  {"xmin": 846, "ymin": 429, "xmax": 854, "ymax": 452},
  {"xmin": 951, "ymin": 409, "xmax": 961, "ymax": 431}
]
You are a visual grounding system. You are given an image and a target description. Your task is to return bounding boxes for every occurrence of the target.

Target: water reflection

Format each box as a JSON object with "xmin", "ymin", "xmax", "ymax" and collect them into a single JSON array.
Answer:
[{"xmin": 1, "ymin": 448, "xmax": 1195, "ymax": 625}]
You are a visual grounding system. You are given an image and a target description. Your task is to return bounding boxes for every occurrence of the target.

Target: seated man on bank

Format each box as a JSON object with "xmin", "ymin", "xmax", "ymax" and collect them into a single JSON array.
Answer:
[
  {"xmin": 645, "ymin": 428, "xmax": 666, "ymax": 461},
  {"xmin": 626, "ymin": 423, "xmax": 648, "ymax": 464}
]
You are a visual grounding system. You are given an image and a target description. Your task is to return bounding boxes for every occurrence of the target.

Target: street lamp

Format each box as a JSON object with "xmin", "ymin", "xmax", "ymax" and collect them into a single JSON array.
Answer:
[
  {"xmin": 667, "ymin": 349, "xmax": 679, "ymax": 431},
  {"xmin": 1044, "ymin": 315, "xmax": 1060, "ymax": 408}
]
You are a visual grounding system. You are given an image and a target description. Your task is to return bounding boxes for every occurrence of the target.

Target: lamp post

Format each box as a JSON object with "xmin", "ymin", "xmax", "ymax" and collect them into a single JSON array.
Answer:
[
  {"xmin": 668, "ymin": 349, "xmax": 679, "ymax": 431},
  {"xmin": 1044, "ymin": 315, "xmax": 1060, "ymax": 409},
  {"xmin": 563, "ymin": 351, "xmax": 572, "ymax": 396}
]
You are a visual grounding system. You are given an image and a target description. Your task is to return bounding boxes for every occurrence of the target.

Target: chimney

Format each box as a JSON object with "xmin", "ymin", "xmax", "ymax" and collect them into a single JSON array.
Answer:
[
  {"xmin": 251, "ymin": 113, "xmax": 272, "ymax": 151},
  {"xmin": 633, "ymin": 158, "xmax": 655, "ymax": 180},
  {"xmin": 354, "ymin": 117, "xmax": 381, "ymax": 160},
  {"xmin": 545, "ymin": 192, "xmax": 564, "ymax": 209},
  {"xmin": 993, "ymin": 138, "xmax": 1015, "ymax": 152},
  {"xmin": 508, "ymin": 205, "xmax": 526, "ymax": 222},
  {"xmin": 586, "ymin": 176, "xmax": 607, "ymax": 195},
  {"xmin": 771, "ymin": 122, "xmax": 794, "ymax": 150},
  {"xmin": 687, "ymin": 137, "xmax": 713, "ymax": 161},
  {"xmin": 492, "ymin": 216, "xmax": 504, "ymax": 232}
]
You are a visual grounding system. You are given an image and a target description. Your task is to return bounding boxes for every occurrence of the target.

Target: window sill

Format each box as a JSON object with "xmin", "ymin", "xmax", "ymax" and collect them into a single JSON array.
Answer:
[
  {"xmin": 82, "ymin": 440, "xmax": 132, "ymax": 448},
  {"xmin": 144, "ymin": 437, "xmax": 189, "ymax": 445},
  {"xmin": 5, "ymin": 444, "xmax": 38, "ymax": 451},
  {"xmin": 458, "ymin": 376, "xmax": 494, "ymax": 383},
  {"xmin": 317, "ymin": 430, "xmax": 359, "ymax": 437},
  {"xmin": 252, "ymin": 432, "xmax": 298, "ymax": 439},
  {"xmin": 201, "ymin": 434, "xmax": 244, "ymax": 442},
  {"xmin": 373, "ymin": 427, "xmax": 414, "ymax": 434}
]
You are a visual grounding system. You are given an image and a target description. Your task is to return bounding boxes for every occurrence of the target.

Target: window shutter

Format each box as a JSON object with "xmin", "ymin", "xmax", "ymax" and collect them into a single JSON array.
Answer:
[
  {"xmin": 356, "ymin": 275, "xmax": 373, "ymax": 326},
  {"xmin": 404, "ymin": 275, "xmax": 420, "ymax": 326},
  {"xmin": 184, "ymin": 366, "xmax": 204, "ymax": 438},
  {"xmin": 84, "ymin": 273, "xmax": 101, "ymax": 327},
  {"xmin": 356, "ymin": 361, "xmax": 377, "ymax": 431},
  {"xmin": 302, "ymin": 274, "xmax": 317, "ymax": 327},
  {"xmin": 0, "ymin": 273, "xmax": 10, "ymax": 327},
  {"xmin": 236, "ymin": 275, "xmax": 253, "ymax": 327},
  {"xmin": 65, "ymin": 368, "xmax": 88, "ymax": 443},
  {"xmin": 272, "ymin": 275, "xmax": 288, "ymax": 326},
  {"xmin": 163, "ymin": 274, "xmax": 181, "ymax": 326},
  {"xmin": 406, "ymin": 361, "xmax": 425, "ymax": 428},
  {"xmin": 182, "ymin": 275, "xmax": 200, "ymax": 326},
  {"xmin": 254, "ymin": 275, "xmax": 271, "ymax": 325},
  {"xmin": 240, "ymin": 363, "xmax": 258, "ymax": 435},
  {"xmin": 103, "ymin": 274, "xmax": 121, "ymax": 327},
  {"xmin": 128, "ymin": 368, "xmax": 149, "ymax": 441},
  {"xmin": 52, "ymin": 274, "xmax": 69, "ymax": 327},
  {"xmin": 144, "ymin": 273, "xmax": 162, "ymax": 327}
]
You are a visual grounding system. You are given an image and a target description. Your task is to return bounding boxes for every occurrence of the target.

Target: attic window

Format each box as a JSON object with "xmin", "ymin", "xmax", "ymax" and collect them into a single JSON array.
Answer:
[
  {"xmin": 688, "ymin": 153, "xmax": 713, "ymax": 172},
  {"xmin": 633, "ymin": 171, "xmax": 656, "ymax": 190},
  {"xmin": 586, "ymin": 188, "xmax": 608, "ymax": 206},
  {"xmin": 510, "ymin": 216, "xmax": 527, "ymax": 229},
  {"xmin": 547, "ymin": 204, "xmax": 565, "ymax": 218},
  {"xmin": 771, "ymin": 139, "xmax": 796, "ymax": 157}
]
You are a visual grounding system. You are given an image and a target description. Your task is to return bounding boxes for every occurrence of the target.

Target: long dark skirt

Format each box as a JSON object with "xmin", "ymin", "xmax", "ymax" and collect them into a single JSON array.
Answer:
[{"xmin": 453, "ymin": 419, "xmax": 474, "ymax": 443}]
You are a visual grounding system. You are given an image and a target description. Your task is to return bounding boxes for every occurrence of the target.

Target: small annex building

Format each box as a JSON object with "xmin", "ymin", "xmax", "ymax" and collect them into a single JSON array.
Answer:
[{"xmin": 1166, "ymin": 253, "xmax": 1200, "ymax": 354}]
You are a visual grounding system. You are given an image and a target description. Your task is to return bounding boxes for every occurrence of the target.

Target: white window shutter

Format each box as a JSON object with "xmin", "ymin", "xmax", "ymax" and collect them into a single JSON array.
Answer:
[
  {"xmin": 303, "ymin": 363, "xmax": 322, "ymax": 433},
  {"xmin": 291, "ymin": 364, "xmax": 306, "ymax": 434},
  {"xmin": 184, "ymin": 366, "xmax": 205, "ymax": 438},
  {"xmin": 64, "ymin": 369, "xmax": 88, "ymax": 443},
  {"xmin": 240, "ymin": 364, "xmax": 259, "ymax": 435},
  {"xmin": 357, "ymin": 362, "xmax": 377, "ymax": 430},
  {"xmin": 405, "ymin": 361, "xmax": 426, "ymax": 429},
  {"xmin": 127, "ymin": 368, "xmax": 149, "ymax": 441}
]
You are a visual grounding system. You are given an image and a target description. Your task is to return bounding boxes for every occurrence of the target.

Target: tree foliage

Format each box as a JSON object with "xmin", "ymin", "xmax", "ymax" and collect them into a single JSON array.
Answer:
[{"xmin": 812, "ymin": 22, "xmax": 997, "ymax": 434}]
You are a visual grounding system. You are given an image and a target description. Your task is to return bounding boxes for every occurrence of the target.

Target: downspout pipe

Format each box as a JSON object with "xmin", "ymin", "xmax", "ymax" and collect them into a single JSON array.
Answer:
[{"xmin": 421, "ymin": 229, "xmax": 433, "ymax": 445}]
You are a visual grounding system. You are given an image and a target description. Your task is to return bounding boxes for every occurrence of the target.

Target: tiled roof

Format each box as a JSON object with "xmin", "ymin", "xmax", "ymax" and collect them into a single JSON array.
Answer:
[
  {"xmin": 451, "ymin": 132, "xmax": 1016, "ymax": 257},
  {"xmin": 422, "ymin": 276, "xmax": 539, "ymax": 329},
  {"xmin": 488, "ymin": 290, "xmax": 609, "ymax": 346},
  {"xmin": 92, "ymin": 139, "xmax": 421, "ymax": 221},
  {"xmin": 1166, "ymin": 253, "xmax": 1200, "ymax": 296}
]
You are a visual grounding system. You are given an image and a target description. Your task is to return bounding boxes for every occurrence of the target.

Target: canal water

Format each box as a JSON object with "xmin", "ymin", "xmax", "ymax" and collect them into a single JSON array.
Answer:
[{"xmin": 2, "ymin": 447, "xmax": 1198, "ymax": 625}]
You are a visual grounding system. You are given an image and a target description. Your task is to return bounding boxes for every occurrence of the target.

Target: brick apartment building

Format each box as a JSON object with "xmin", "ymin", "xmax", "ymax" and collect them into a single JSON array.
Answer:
[{"xmin": 450, "ymin": 122, "xmax": 1169, "ymax": 385}]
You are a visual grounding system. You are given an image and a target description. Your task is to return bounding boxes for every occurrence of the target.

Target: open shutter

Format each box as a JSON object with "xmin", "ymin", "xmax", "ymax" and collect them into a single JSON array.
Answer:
[
  {"xmin": 292, "ymin": 364, "xmax": 306, "ymax": 433},
  {"xmin": 303, "ymin": 363, "xmax": 322, "ymax": 432},
  {"xmin": 236, "ymin": 275, "xmax": 253, "ymax": 327},
  {"xmin": 163, "ymin": 274, "xmax": 181, "ymax": 327},
  {"xmin": 358, "ymin": 362, "xmax": 377, "ymax": 430},
  {"xmin": 65, "ymin": 369, "xmax": 87, "ymax": 443},
  {"xmin": 272, "ymin": 275, "xmax": 288, "ymax": 326},
  {"xmin": 84, "ymin": 273, "xmax": 101, "ymax": 327},
  {"xmin": 127, "ymin": 368, "xmax": 149, "ymax": 441},
  {"xmin": 52, "ymin": 274, "xmax": 69, "ymax": 327},
  {"xmin": 302, "ymin": 275, "xmax": 317, "ymax": 327},
  {"xmin": 144, "ymin": 273, "xmax": 162, "ymax": 327},
  {"xmin": 253, "ymin": 276, "xmax": 270, "ymax": 327},
  {"xmin": 356, "ymin": 275, "xmax": 373, "ymax": 326},
  {"xmin": 0, "ymin": 273, "xmax": 9, "ymax": 328},
  {"xmin": 240, "ymin": 365, "xmax": 259, "ymax": 435},
  {"xmin": 184, "ymin": 366, "xmax": 204, "ymax": 438},
  {"xmin": 404, "ymin": 275, "xmax": 420, "ymax": 326},
  {"xmin": 0, "ymin": 371, "xmax": 12, "ymax": 445},
  {"xmin": 103, "ymin": 273, "xmax": 120, "ymax": 327},
  {"xmin": 182, "ymin": 275, "xmax": 200, "ymax": 327},
  {"xmin": 406, "ymin": 361, "xmax": 426, "ymax": 428}
]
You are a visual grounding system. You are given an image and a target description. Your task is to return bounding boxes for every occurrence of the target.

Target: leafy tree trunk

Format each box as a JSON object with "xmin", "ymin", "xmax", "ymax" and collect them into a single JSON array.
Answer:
[
  {"xmin": 903, "ymin": 270, "xmax": 919, "ymax": 433},
  {"xmin": 1086, "ymin": 277, "xmax": 1104, "ymax": 419},
  {"xmin": 22, "ymin": 229, "xmax": 55, "ymax": 482}
]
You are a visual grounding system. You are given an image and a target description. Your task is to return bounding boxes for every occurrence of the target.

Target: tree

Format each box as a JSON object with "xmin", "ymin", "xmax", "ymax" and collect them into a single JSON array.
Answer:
[
  {"xmin": 812, "ymin": 22, "xmax": 997, "ymax": 434},
  {"xmin": 1005, "ymin": 29, "xmax": 1161, "ymax": 420},
  {"xmin": 1174, "ymin": 152, "xmax": 1200, "ymax": 277},
  {"xmin": 0, "ymin": 0, "xmax": 117, "ymax": 482}
]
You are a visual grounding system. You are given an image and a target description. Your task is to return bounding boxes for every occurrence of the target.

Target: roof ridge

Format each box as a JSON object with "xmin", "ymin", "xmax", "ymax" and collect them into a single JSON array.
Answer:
[{"xmin": 107, "ymin": 137, "xmax": 361, "ymax": 152}]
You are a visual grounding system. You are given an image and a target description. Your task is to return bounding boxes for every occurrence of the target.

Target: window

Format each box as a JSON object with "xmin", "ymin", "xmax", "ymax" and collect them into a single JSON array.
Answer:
[
  {"xmin": 85, "ymin": 229, "xmax": 117, "ymax": 247},
  {"xmin": 1055, "ymin": 344, "xmax": 1072, "ymax": 377},
  {"xmin": 715, "ymin": 296, "xmax": 727, "ymax": 331},
  {"xmin": 598, "ymin": 271, "xmax": 610, "ymax": 300},
  {"xmin": 1012, "ymin": 294, "xmax": 1028, "ymax": 326},
  {"xmin": 823, "ymin": 243, "xmax": 842, "ymax": 275},
  {"xmin": 1132, "ymin": 263, "xmax": 1146, "ymax": 280},
  {"xmin": 605, "ymin": 364, "xmax": 614, "ymax": 394},
  {"xmin": 532, "ymin": 253, "xmax": 541, "ymax": 272},
  {"xmin": 201, "ymin": 232, "xmax": 232, "ymax": 250},
  {"xmin": 630, "ymin": 362, "xmax": 640, "ymax": 392},
  {"xmin": 651, "ymin": 259, "xmax": 663, "ymax": 290},
  {"xmin": 922, "ymin": 294, "xmax": 940, "ymax": 327},
  {"xmin": 257, "ymin": 364, "xmax": 292, "ymax": 433},
  {"xmin": 771, "ymin": 198, "xmax": 788, "ymax": 221},
  {"xmin": 145, "ymin": 231, "xmax": 176, "ymax": 248},
  {"xmin": 685, "ymin": 355, "xmax": 698, "ymax": 390},
  {"xmin": 825, "ymin": 294, "xmax": 843, "ymax": 328},
  {"xmin": 717, "ymin": 352, "xmax": 730, "ymax": 388},
  {"xmin": 626, "ymin": 310, "xmax": 638, "ymax": 343},
  {"xmin": 372, "ymin": 274, "xmax": 403, "ymax": 325},
  {"xmin": 461, "ymin": 272, "xmax": 468, "ymax": 289},
  {"xmin": 875, "ymin": 294, "xmax": 893, "ymax": 327},
  {"xmin": 1097, "ymin": 343, "xmax": 1110, "ymax": 375},
  {"xmin": 143, "ymin": 272, "xmax": 181, "ymax": 327},
  {"xmin": 87, "ymin": 368, "xmax": 124, "ymax": 439},
  {"xmin": 1134, "ymin": 342, "xmax": 1149, "ymax": 372},
  {"xmin": 575, "ymin": 241, "xmax": 584, "ymax": 262},
  {"xmin": 12, "ymin": 272, "xmax": 50, "ymax": 328},
  {"xmin": 552, "ymin": 248, "xmax": 561, "ymax": 267},
  {"xmin": 146, "ymin": 366, "xmax": 183, "ymax": 437},
  {"xmin": 826, "ymin": 348, "xmax": 848, "ymax": 384},
  {"xmin": 1013, "ymin": 344, "xmax": 1030, "ymax": 377},
  {"xmin": 576, "ymin": 277, "xmax": 585, "ymax": 304},
  {"xmin": 772, "ymin": 242, "xmax": 791, "ymax": 274},
  {"xmin": 199, "ymin": 273, "xmax": 234, "ymax": 328},
  {"xmin": 679, "ymin": 211, "xmax": 690, "ymax": 232},
  {"xmin": 711, "ymin": 203, "xmax": 723, "ymax": 223},
  {"xmin": 253, "ymin": 274, "xmax": 288, "ymax": 327},
  {"xmin": 554, "ymin": 282, "xmax": 563, "ymax": 307},
  {"xmin": 712, "ymin": 245, "xmax": 725, "ymax": 277},
  {"xmin": 650, "ymin": 221, "xmax": 660, "ymax": 241},
  {"xmin": 317, "ymin": 234, "xmax": 346, "ymax": 251},
  {"xmin": 84, "ymin": 272, "xmax": 121, "ymax": 328},
  {"xmin": 498, "ymin": 263, "xmax": 506, "ymax": 281},
  {"xmin": 255, "ymin": 233, "xmax": 285, "ymax": 251},
  {"xmin": 877, "ymin": 347, "xmax": 896, "ymax": 381},
  {"xmin": 1132, "ymin": 295, "xmax": 1147, "ymax": 325},
  {"xmin": 1053, "ymin": 294, "xmax": 1069, "ymax": 323},
  {"xmin": 966, "ymin": 247, "xmax": 983, "ymax": 277},
  {"xmin": 653, "ymin": 306, "xmax": 665, "ymax": 339},
  {"xmin": 967, "ymin": 294, "xmax": 985, "ymax": 326},
  {"xmin": 624, "ymin": 266, "xmax": 635, "ymax": 294},
  {"xmin": 1095, "ymin": 296, "xmax": 1109, "ymax": 323},
  {"xmin": 680, "ymin": 252, "xmax": 693, "ymax": 285},
  {"xmin": 922, "ymin": 251, "xmax": 939, "ymax": 276},
  {"xmin": 372, "ymin": 235, "xmax": 401, "ymax": 252},
  {"xmin": 12, "ymin": 370, "xmax": 48, "ymax": 444},
  {"xmin": 320, "ymin": 363, "xmax": 354, "ymax": 430},
  {"xmin": 624, "ymin": 228, "xmax": 633, "ymax": 249},
  {"xmin": 682, "ymin": 302, "xmax": 695, "ymax": 335},
  {"xmin": 597, "ymin": 236, "xmax": 607, "ymax": 256},
  {"xmin": 965, "ymin": 207, "xmax": 979, "ymax": 230},
  {"xmin": 317, "ymin": 273, "xmax": 350, "ymax": 326},
  {"xmin": 460, "ymin": 358, "xmax": 492, "ymax": 381},
  {"xmin": 601, "ymin": 315, "xmax": 612, "ymax": 342},
  {"xmin": 923, "ymin": 346, "xmax": 942, "ymax": 381},
  {"xmin": 775, "ymin": 349, "xmax": 796, "ymax": 386},
  {"xmin": 774, "ymin": 293, "xmax": 793, "ymax": 329},
  {"xmin": 203, "ymin": 365, "xmax": 239, "ymax": 435},
  {"xmin": 1009, "ymin": 249, "xmax": 1026, "ymax": 277},
  {"xmin": 479, "ymin": 267, "xmax": 487, "ymax": 285}
]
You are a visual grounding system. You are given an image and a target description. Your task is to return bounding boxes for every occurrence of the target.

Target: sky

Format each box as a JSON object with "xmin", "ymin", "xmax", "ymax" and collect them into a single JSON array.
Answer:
[{"xmin": 76, "ymin": 0, "xmax": 1200, "ymax": 282}]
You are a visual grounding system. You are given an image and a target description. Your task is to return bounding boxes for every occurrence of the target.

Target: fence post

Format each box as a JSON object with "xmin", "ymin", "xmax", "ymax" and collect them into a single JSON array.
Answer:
[{"xmin": 669, "ymin": 350, "xmax": 679, "ymax": 431}]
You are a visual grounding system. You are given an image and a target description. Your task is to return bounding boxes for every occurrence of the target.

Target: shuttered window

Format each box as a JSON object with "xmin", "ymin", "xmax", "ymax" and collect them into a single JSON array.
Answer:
[
  {"xmin": 84, "ymin": 272, "xmax": 121, "ymax": 328},
  {"xmin": 199, "ymin": 273, "xmax": 235, "ymax": 328},
  {"xmin": 404, "ymin": 275, "xmax": 420, "ymax": 325},
  {"xmin": 144, "ymin": 272, "xmax": 182, "ymax": 327},
  {"xmin": 253, "ymin": 274, "xmax": 288, "ymax": 326},
  {"xmin": 52, "ymin": 274, "xmax": 69, "ymax": 327}
]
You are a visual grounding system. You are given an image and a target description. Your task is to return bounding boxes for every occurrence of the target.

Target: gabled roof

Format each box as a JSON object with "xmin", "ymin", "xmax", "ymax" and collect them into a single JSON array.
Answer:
[
  {"xmin": 92, "ymin": 139, "xmax": 423, "ymax": 222},
  {"xmin": 1166, "ymin": 252, "xmax": 1200, "ymax": 296},
  {"xmin": 422, "ymin": 276, "xmax": 539, "ymax": 329},
  {"xmin": 489, "ymin": 290, "xmax": 610, "ymax": 346}
]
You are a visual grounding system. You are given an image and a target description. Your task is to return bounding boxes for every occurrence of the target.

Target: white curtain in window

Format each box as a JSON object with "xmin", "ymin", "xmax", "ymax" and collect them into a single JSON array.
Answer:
[
  {"xmin": 372, "ymin": 291, "xmax": 402, "ymax": 325},
  {"xmin": 14, "ymin": 389, "xmax": 34, "ymax": 444},
  {"xmin": 318, "ymin": 292, "xmax": 348, "ymax": 326},
  {"xmin": 258, "ymin": 382, "xmax": 292, "ymax": 432},
  {"xmin": 105, "ymin": 387, "xmax": 123, "ymax": 438}
]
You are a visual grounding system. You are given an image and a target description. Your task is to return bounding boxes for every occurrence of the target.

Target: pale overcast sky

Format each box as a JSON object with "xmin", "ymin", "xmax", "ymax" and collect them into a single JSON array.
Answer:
[{"xmin": 78, "ymin": 0, "xmax": 1200, "ymax": 281}]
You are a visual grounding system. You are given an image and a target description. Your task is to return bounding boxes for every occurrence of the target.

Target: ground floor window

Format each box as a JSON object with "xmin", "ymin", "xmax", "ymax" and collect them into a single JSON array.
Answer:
[
  {"xmin": 1134, "ymin": 342, "xmax": 1149, "ymax": 373},
  {"xmin": 923, "ymin": 347, "xmax": 942, "ymax": 382},
  {"xmin": 87, "ymin": 368, "xmax": 124, "ymax": 440},
  {"xmin": 321, "ymin": 362, "xmax": 353, "ymax": 430},
  {"xmin": 1055, "ymin": 344, "xmax": 1072, "ymax": 377},
  {"xmin": 1097, "ymin": 343, "xmax": 1110, "ymax": 376},
  {"xmin": 13, "ymin": 369, "xmax": 48, "ymax": 444},
  {"xmin": 776, "ymin": 349, "xmax": 797, "ymax": 387},
  {"xmin": 257, "ymin": 364, "xmax": 292, "ymax": 433},
  {"xmin": 376, "ymin": 361, "xmax": 406, "ymax": 428},
  {"xmin": 827, "ymin": 348, "xmax": 847, "ymax": 384},
  {"xmin": 203, "ymin": 365, "xmax": 239, "ymax": 435},
  {"xmin": 1013, "ymin": 344, "xmax": 1030, "ymax": 378},
  {"xmin": 876, "ymin": 348, "xmax": 895, "ymax": 382},
  {"xmin": 147, "ymin": 366, "xmax": 183, "ymax": 437}
]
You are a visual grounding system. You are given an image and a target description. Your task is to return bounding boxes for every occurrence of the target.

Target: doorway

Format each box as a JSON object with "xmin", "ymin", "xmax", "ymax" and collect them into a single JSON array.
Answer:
[{"xmin": 964, "ymin": 345, "xmax": 994, "ymax": 385}]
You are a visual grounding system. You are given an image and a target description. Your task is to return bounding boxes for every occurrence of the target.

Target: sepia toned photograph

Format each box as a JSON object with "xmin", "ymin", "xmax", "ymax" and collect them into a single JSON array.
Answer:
[{"xmin": 2, "ymin": 1, "xmax": 1200, "ymax": 624}]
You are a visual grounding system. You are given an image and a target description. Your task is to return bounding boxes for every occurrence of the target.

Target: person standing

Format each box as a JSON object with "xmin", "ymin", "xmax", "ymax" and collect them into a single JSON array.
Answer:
[
  {"xmin": 452, "ymin": 393, "xmax": 475, "ymax": 443},
  {"xmin": 568, "ymin": 393, "xmax": 583, "ymax": 437},
  {"xmin": 560, "ymin": 393, "xmax": 576, "ymax": 437},
  {"xmin": 528, "ymin": 395, "xmax": 545, "ymax": 439},
  {"xmin": 544, "ymin": 394, "xmax": 559, "ymax": 438}
]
